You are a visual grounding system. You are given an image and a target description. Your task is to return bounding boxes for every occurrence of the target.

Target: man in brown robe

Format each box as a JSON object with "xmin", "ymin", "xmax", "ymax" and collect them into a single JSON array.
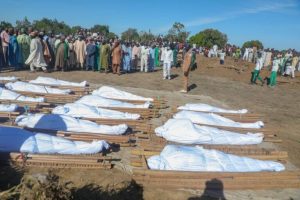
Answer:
[
  {"xmin": 181, "ymin": 47, "xmax": 196, "ymax": 93},
  {"xmin": 55, "ymin": 35, "xmax": 68, "ymax": 71},
  {"xmin": 111, "ymin": 41, "xmax": 122, "ymax": 75}
]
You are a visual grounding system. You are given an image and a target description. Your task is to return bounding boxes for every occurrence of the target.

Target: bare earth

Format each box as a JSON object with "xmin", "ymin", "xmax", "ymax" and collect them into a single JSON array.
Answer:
[{"xmin": 1, "ymin": 55, "xmax": 300, "ymax": 199}]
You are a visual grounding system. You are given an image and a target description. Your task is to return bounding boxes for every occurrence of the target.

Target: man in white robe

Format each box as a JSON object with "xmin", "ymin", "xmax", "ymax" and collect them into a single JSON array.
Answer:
[{"xmin": 25, "ymin": 31, "xmax": 48, "ymax": 72}]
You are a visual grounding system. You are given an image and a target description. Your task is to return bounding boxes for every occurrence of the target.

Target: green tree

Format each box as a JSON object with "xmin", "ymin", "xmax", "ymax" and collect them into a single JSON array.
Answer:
[
  {"xmin": 189, "ymin": 29, "xmax": 228, "ymax": 48},
  {"xmin": 15, "ymin": 16, "xmax": 31, "ymax": 30},
  {"xmin": 90, "ymin": 24, "xmax": 109, "ymax": 36},
  {"xmin": 70, "ymin": 25, "xmax": 83, "ymax": 34},
  {"xmin": 242, "ymin": 40, "xmax": 264, "ymax": 50},
  {"xmin": 0, "ymin": 21, "xmax": 13, "ymax": 30},
  {"xmin": 107, "ymin": 32, "xmax": 118, "ymax": 40},
  {"xmin": 165, "ymin": 22, "xmax": 190, "ymax": 42},
  {"xmin": 121, "ymin": 28, "xmax": 139, "ymax": 41},
  {"xmin": 139, "ymin": 30, "xmax": 155, "ymax": 43},
  {"xmin": 32, "ymin": 18, "xmax": 71, "ymax": 35}
]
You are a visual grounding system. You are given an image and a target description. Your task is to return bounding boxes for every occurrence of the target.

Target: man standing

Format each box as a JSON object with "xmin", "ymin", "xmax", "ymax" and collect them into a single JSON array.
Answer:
[
  {"xmin": 154, "ymin": 44, "xmax": 160, "ymax": 68},
  {"xmin": 132, "ymin": 43, "xmax": 141, "ymax": 72},
  {"xmin": 251, "ymin": 52, "xmax": 264, "ymax": 85},
  {"xmin": 140, "ymin": 44, "xmax": 150, "ymax": 72},
  {"xmin": 74, "ymin": 35, "xmax": 86, "ymax": 70},
  {"xmin": 122, "ymin": 42, "xmax": 131, "ymax": 73},
  {"xmin": 85, "ymin": 38, "xmax": 96, "ymax": 71},
  {"xmin": 268, "ymin": 55, "xmax": 280, "ymax": 87},
  {"xmin": 17, "ymin": 28, "xmax": 31, "ymax": 69},
  {"xmin": 25, "ymin": 31, "xmax": 48, "ymax": 72},
  {"xmin": 180, "ymin": 47, "xmax": 196, "ymax": 93},
  {"xmin": 243, "ymin": 48, "xmax": 249, "ymax": 61},
  {"xmin": 8, "ymin": 28, "xmax": 19, "ymax": 69},
  {"xmin": 148, "ymin": 45, "xmax": 155, "ymax": 72},
  {"xmin": 162, "ymin": 46, "xmax": 173, "ymax": 80},
  {"xmin": 55, "ymin": 35, "xmax": 69, "ymax": 71},
  {"xmin": 0, "ymin": 28, "xmax": 9, "ymax": 67},
  {"xmin": 111, "ymin": 41, "xmax": 122, "ymax": 75},
  {"xmin": 99, "ymin": 40, "xmax": 110, "ymax": 73}
]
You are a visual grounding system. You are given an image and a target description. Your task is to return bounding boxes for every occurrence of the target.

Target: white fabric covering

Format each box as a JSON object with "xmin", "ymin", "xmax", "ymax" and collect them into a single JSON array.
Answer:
[
  {"xmin": 0, "ymin": 104, "xmax": 18, "ymax": 112},
  {"xmin": 178, "ymin": 103, "xmax": 248, "ymax": 114},
  {"xmin": 155, "ymin": 119, "xmax": 263, "ymax": 145},
  {"xmin": 0, "ymin": 87, "xmax": 45, "ymax": 102},
  {"xmin": 76, "ymin": 95, "xmax": 150, "ymax": 108},
  {"xmin": 147, "ymin": 145, "xmax": 285, "ymax": 172},
  {"xmin": 0, "ymin": 126, "xmax": 109, "ymax": 154},
  {"xmin": 92, "ymin": 86, "xmax": 153, "ymax": 101},
  {"xmin": 15, "ymin": 114, "xmax": 128, "ymax": 135},
  {"xmin": 174, "ymin": 110, "xmax": 264, "ymax": 129},
  {"xmin": 0, "ymin": 76, "xmax": 19, "ymax": 81},
  {"xmin": 5, "ymin": 81, "xmax": 71, "ymax": 94},
  {"xmin": 52, "ymin": 103, "xmax": 140, "ymax": 120},
  {"xmin": 29, "ymin": 76, "xmax": 88, "ymax": 87}
]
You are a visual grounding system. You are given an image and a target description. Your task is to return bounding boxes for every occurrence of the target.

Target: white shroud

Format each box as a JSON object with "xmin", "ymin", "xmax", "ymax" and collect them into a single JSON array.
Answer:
[
  {"xmin": 155, "ymin": 119, "xmax": 263, "ymax": 145},
  {"xmin": 0, "ymin": 87, "xmax": 44, "ymax": 102},
  {"xmin": 92, "ymin": 86, "xmax": 153, "ymax": 101},
  {"xmin": 15, "ymin": 114, "xmax": 128, "ymax": 135},
  {"xmin": 76, "ymin": 95, "xmax": 150, "ymax": 109},
  {"xmin": 29, "ymin": 76, "xmax": 88, "ymax": 87},
  {"xmin": 173, "ymin": 110, "xmax": 264, "ymax": 129},
  {"xmin": 0, "ymin": 104, "xmax": 18, "ymax": 112},
  {"xmin": 147, "ymin": 145, "xmax": 285, "ymax": 172},
  {"xmin": 178, "ymin": 103, "xmax": 248, "ymax": 114},
  {"xmin": 5, "ymin": 81, "xmax": 71, "ymax": 94},
  {"xmin": 52, "ymin": 103, "xmax": 140, "ymax": 119},
  {"xmin": 0, "ymin": 126, "xmax": 109, "ymax": 154},
  {"xmin": 0, "ymin": 76, "xmax": 19, "ymax": 81}
]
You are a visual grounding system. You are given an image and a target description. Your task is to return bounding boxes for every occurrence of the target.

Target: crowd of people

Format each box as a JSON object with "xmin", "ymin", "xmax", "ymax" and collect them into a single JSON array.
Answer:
[
  {"xmin": 0, "ymin": 28, "xmax": 193, "ymax": 75},
  {"xmin": 1, "ymin": 27, "xmax": 299, "ymax": 90}
]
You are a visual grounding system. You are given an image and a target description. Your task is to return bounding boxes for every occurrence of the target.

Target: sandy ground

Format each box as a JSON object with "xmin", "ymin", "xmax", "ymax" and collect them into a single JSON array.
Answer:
[{"xmin": 1, "ymin": 55, "xmax": 300, "ymax": 199}]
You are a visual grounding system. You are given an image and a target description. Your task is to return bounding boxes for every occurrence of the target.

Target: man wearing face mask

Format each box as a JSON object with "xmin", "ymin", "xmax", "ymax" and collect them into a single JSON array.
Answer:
[
  {"xmin": 74, "ymin": 35, "xmax": 86, "ymax": 70},
  {"xmin": 25, "ymin": 31, "xmax": 48, "ymax": 73}
]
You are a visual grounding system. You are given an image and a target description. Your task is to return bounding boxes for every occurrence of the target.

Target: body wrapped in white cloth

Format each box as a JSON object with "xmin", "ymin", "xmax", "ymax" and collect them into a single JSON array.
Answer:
[
  {"xmin": 147, "ymin": 145, "xmax": 285, "ymax": 172},
  {"xmin": 15, "ymin": 114, "xmax": 128, "ymax": 135},
  {"xmin": 29, "ymin": 76, "xmax": 88, "ymax": 87},
  {"xmin": 92, "ymin": 86, "xmax": 153, "ymax": 101},
  {"xmin": 173, "ymin": 110, "xmax": 264, "ymax": 129},
  {"xmin": 76, "ymin": 95, "xmax": 150, "ymax": 109},
  {"xmin": 0, "ymin": 104, "xmax": 18, "ymax": 112},
  {"xmin": 155, "ymin": 119, "xmax": 263, "ymax": 145},
  {"xmin": 178, "ymin": 103, "xmax": 248, "ymax": 114},
  {"xmin": 0, "ymin": 87, "xmax": 44, "ymax": 102},
  {"xmin": 5, "ymin": 81, "xmax": 71, "ymax": 94},
  {"xmin": 52, "ymin": 103, "xmax": 140, "ymax": 119},
  {"xmin": 0, "ymin": 126, "xmax": 109, "ymax": 154}
]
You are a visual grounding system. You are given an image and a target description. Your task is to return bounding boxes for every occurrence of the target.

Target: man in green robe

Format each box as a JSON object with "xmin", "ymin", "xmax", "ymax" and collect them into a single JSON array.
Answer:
[
  {"xmin": 154, "ymin": 45, "xmax": 160, "ymax": 68},
  {"xmin": 173, "ymin": 47, "xmax": 178, "ymax": 67},
  {"xmin": 17, "ymin": 28, "xmax": 31, "ymax": 68},
  {"xmin": 99, "ymin": 40, "xmax": 110, "ymax": 73}
]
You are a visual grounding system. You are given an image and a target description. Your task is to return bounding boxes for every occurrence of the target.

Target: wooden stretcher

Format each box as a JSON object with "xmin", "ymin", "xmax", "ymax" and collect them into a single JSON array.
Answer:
[
  {"xmin": 19, "ymin": 126, "xmax": 134, "ymax": 147},
  {"xmin": 170, "ymin": 107, "xmax": 266, "ymax": 123},
  {"xmin": 132, "ymin": 158, "xmax": 300, "ymax": 190},
  {"xmin": 0, "ymin": 99, "xmax": 53, "ymax": 111},
  {"xmin": 131, "ymin": 145, "xmax": 288, "ymax": 167},
  {"xmin": 0, "ymin": 152, "xmax": 113, "ymax": 169},
  {"xmin": 106, "ymin": 97, "xmax": 168, "ymax": 109},
  {"xmin": 10, "ymin": 90, "xmax": 82, "ymax": 104},
  {"xmin": 40, "ymin": 106, "xmax": 160, "ymax": 120},
  {"xmin": 0, "ymin": 111, "xmax": 20, "ymax": 120}
]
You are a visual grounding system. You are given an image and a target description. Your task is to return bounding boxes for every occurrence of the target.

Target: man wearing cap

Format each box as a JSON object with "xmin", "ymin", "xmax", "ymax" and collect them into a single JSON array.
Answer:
[
  {"xmin": 111, "ymin": 41, "xmax": 122, "ymax": 75},
  {"xmin": 55, "ymin": 35, "xmax": 69, "ymax": 71},
  {"xmin": 99, "ymin": 40, "xmax": 110, "ymax": 73},
  {"xmin": 74, "ymin": 35, "xmax": 86, "ymax": 70},
  {"xmin": 162, "ymin": 45, "xmax": 173, "ymax": 79},
  {"xmin": 122, "ymin": 42, "xmax": 132, "ymax": 73},
  {"xmin": 17, "ymin": 28, "xmax": 31, "ymax": 68},
  {"xmin": 267, "ymin": 55, "xmax": 280, "ymax": 87},
  {"xmin": 8, "ymin": 28, "xmax": 19, "ymax": 69},
  {"xmin": 85, "ymin": 37, "xmax": 96, "ymax": 71},
  {"xmin": 0, "ymin": 28, "xmax": 10, "ymax": 67},
  {"xmin": 25, "ymin": 31, "xmax": 48, "ymax": 72}
]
